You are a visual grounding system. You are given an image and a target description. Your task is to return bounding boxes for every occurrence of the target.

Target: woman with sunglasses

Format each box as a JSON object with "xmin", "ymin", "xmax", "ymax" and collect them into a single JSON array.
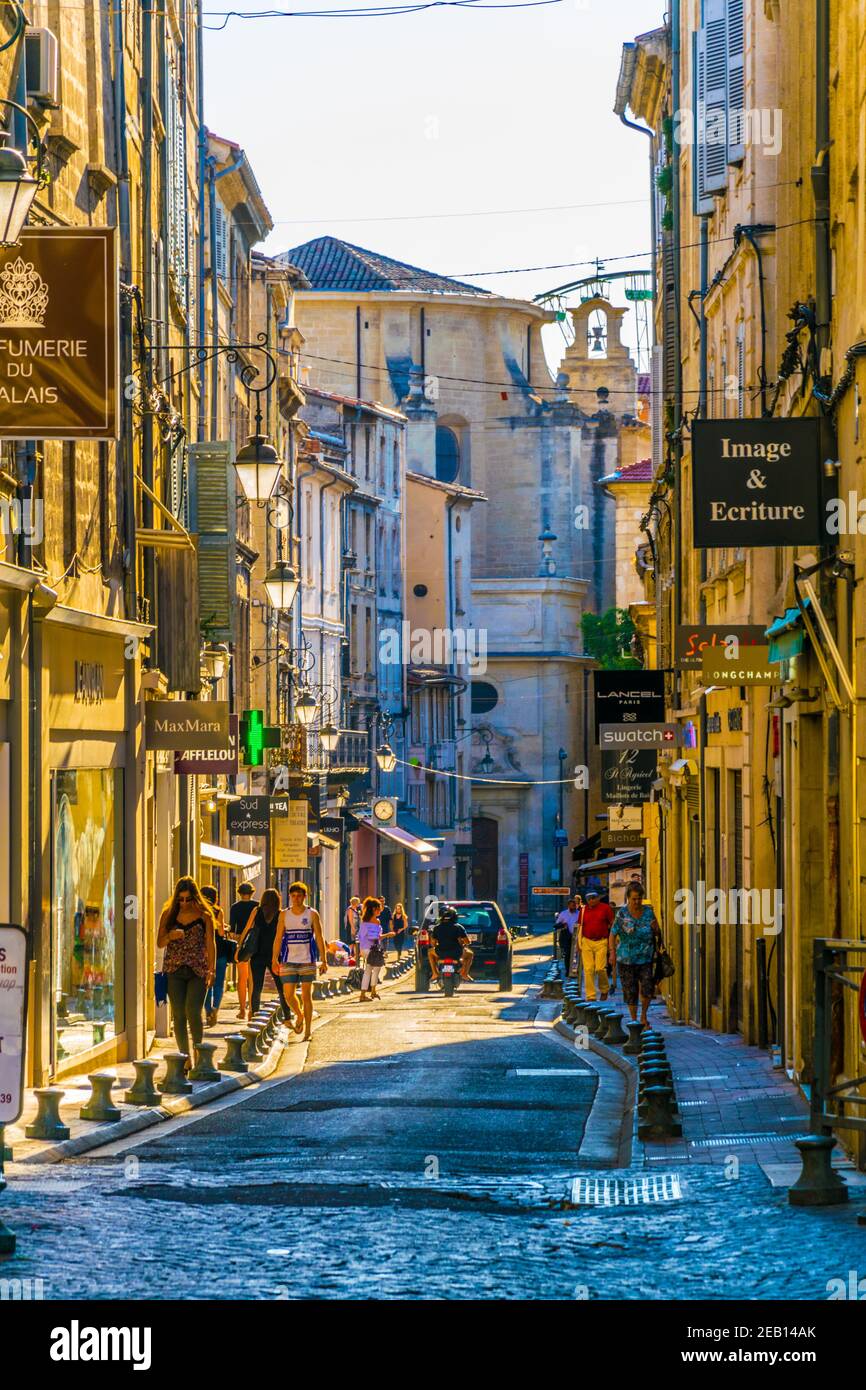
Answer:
[{"xmin": 157, "ymin": 876, "xmax": 217, "ymax": 1068}]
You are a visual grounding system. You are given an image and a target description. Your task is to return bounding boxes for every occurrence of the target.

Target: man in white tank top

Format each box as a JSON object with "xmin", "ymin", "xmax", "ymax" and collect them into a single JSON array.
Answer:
[{"xmin": 271, "ymin": 880, "xmax": 327, "ymax": 1040}]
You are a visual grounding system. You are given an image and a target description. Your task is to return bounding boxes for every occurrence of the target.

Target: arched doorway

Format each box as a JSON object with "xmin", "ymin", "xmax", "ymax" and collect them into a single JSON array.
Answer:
[{"xmin": 471, "ymin": 817, "xmax": 498, "ymax": 900}]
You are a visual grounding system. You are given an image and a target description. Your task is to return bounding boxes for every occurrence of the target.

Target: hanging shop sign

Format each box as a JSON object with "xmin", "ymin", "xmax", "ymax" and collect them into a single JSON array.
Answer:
[
  {"xmin": 701, "ymin": 645, "xmax": 776, "ymax": 685},
  {"xmin": 226, "ymin": 795, "xmax": 270, "ymax": 837},
  {"xmin": 593, "ymin": 671, "xmax": 666, "ymax": 737},
  {"xmin": 601, "ymin": 748, "xmax": 657, "ymax": 805},
  {"xmin": 319, "ymin": 815, "xmax": 344, "ymax": 843},
  {"xmin": 0, "ymin": 228, "xmax": 118, "ymax": 440},
  {"xmin": 599, "ymin": 722, "xmax": 687, "ymax": 748},
  {"xmin": 272, "ymin": 800, "xmax": 308, "ymax": 869},
  {"xmin": 692, "ymin": 419, "xmax": 824, "ymax": 548},
  {"xmin": 0, "ymin": 924, "xmax": 28, "ymax": 1126},
  {"xmin": 174, "ymin": 714, "xmax": 239, "ymax": 775},
  {"xmin": 602, "ymin": 831, "xmax": 644, "ymax": 848},
  {"xmin": 675, "ymin": 624, "xmax": 766, "ymax": 669},
  {"xmin": 145, "ymin": 700, "xmax": 230, "ymax": 751},
  {"xmin": 531, "ymin": 886, "xmax": 571, "ymax": 896}
]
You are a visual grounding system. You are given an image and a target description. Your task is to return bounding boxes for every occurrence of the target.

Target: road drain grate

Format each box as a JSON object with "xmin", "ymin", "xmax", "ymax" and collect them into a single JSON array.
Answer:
[
  {"xmin": 570, "ymin": 1173, "xmax": 682, "ymax": 1206},
  {"xmin": 689, "ymin": 1133, "xmax": 810, "ymax": 1148}
]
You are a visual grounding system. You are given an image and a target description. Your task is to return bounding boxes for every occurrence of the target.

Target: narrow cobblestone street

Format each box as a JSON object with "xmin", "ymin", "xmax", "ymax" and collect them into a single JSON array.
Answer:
[{"xmin": 4, "ymin": 940, "xmax": 864, "ymax": 1301}]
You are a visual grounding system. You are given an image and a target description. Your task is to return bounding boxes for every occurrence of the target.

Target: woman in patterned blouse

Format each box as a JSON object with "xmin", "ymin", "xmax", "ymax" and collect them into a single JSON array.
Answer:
[
  {"xmin": 157, "ymin": 877, "xmax": 217, "ymax": 1068},
  {"xmin": 609, "ymin": 882, "xmax": 661, "ymax": 1027}
]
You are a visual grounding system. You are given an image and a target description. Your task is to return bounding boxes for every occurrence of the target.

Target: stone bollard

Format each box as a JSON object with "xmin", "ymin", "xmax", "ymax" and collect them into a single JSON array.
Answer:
[
  {"xmin": 158, "ymin": 1052, "xmax": 192, "ymax": 1095},
  {"xmin": 603, "ymin": 1012, "xmax": 628, "ymax": 1045},
  {"xmin": 124, "ymin": 1059, "xmax": 161, "ymax": 1106},
  {"xmin": 583, "ymin": 1004, "xmax": 605, "ymax": 1036},
  {"xmin": 562, "ymin": 996, "xmax": 579, "ymax": 1025},
  {"xmin": 80, "ymin": 1072, "xmax": 121, "ymax": 1123},
  {"xmin": 639, "ymin": 1066, "xmax": 673, "ymax": 1100},
  {"xmin": 594, "ymin": 1008, "xmax": 617, "ymax": 1041},
  {"xmin": 241, "ymin": 1027, "xmax": 262, "ymax": 1063},
  {"xmin": 640, "ymin": 1044, "xmax": 667, "ymax": 1065},
  {"xmin": 637, "ymin": 1086, "xmax": 683, "ymax": 1139},
  {"xmin": 190, "ymin": 1042, "xmax": 221, "ymax": 1082},
  {"xmin": 569, "ymin": 998, "xmax": 588, "ymax": 1025},
  {"xmin": 623, "ymin": 1019, "xmax": 644, "ymax": 1055},
  {"xmin": 220, "ymin": 1034, "xmax": 248, "ymax": 1073},
  {"xmin": 312, "ymin": 980, "xmax": 325, "ymax": 1000},
  {"xmin": 788, "ymin": 1134, "xmax": 849, "ymax": 1207},
  {"xmin": 92, "ymin": 1022, "xmax": 107, "ymax": 1046},
  {"xmin": 25, "ymin": 1088, "xmax": 70, "ymax": 1141},
  {"xmin": 640, "ymin": 1031, "xmax": 664, "ymax": 1050}
]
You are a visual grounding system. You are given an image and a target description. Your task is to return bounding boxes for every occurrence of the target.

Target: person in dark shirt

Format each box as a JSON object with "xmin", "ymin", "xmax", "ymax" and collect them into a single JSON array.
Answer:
[
  {"xmin": 429, "ymin": 907, "xmax": 473, "ymax": 983},
  {"xmin": 229, "ymin": 882, "xmax": 258, "ymax": 1019},
  {"xmin": 242, "ymin": 886, "xmax": 289, "ymax": 1019}
]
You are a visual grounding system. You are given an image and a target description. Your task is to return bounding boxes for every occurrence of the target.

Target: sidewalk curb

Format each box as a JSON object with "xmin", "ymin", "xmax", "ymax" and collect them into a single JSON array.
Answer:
[
  {"xmin": 10, "ymin": 1026, "xmax": 290, "ymax": 1167},
  {"xmin": 552, "ymin": 1015, "xmax": 637, "ymax": 1167}
]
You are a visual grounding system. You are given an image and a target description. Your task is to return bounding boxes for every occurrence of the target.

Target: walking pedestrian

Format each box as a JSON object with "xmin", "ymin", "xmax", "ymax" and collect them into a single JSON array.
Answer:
[
  {"xmin": 343, "ymin": 895, "xmax": 361, "ymax": 947},
  {"xmin": 378, "ymin": 897, "xmax": 393, "ymax": 943},
  {"xmin": 229, "ymin": 881, "xmax": 258, "ymax": 1021},
  {"xmin": 358, "ymin": 896, "xmax": 390, "ymax": 1001},
  {"xmin": 272, "ymin": 881, "xmax": 327, "ymax": 1041},
  {"xmin": 238, "ymin": 887, "xmax": 289, "ymax": 1020},
  {"xmin": 576, "ymin": 887, "xmax": 615, "ymax": 1001},
  {"xmin": 555, "ymin": 896, "xmax": 581, "ymax": 974},
  {"xmin": 609, "ymin": 883, "xmax": 662, "ymax": 1027},
  {"xmin": 157, "ymin": 877, "xmax": 217, "ymax": 1068},
  {"xmin": 201, "ymin": 884, "xmax": 232, "ymax": 1026},
  {"xmin": 391, "ymin": 902, "xmax": 408, "ymax": 958}
]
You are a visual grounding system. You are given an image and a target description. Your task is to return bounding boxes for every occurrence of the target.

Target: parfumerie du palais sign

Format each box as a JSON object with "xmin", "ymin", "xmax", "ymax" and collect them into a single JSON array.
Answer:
[{"xmin": 692, "ymin": 419, "xmax": 825, "ymax": 548}]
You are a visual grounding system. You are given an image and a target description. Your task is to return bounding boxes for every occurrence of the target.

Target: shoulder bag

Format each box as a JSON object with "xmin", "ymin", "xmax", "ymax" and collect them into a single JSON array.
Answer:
[{"xmin": 236, "ymin": 907, "xmax": 261, "ymax": 964}]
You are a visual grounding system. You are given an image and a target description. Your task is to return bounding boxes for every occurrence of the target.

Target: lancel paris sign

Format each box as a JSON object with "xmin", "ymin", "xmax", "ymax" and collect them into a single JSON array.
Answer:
[
  {"xmin": 692, "ymin": 419, "xmax": 824, "ymax": 548},
  {"xmin": 0, "ymin": 227, "xmax": 118, "ymax": 440}
]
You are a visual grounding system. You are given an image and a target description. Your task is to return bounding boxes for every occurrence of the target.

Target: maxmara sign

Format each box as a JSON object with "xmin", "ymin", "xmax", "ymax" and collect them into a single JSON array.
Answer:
[
  {"xmin": 692, "ymin": 419, "xmax": 824, "ymax": 548},
  {"xmin": 0, "ymin": 228, "xmax": 118, "ymax": 440}
]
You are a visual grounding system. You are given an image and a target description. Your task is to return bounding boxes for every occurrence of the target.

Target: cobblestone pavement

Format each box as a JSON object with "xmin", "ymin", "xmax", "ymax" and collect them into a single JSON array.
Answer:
[{"xmin": 1, "ymin": 942, "xmax": 864, "ymax": 1301}]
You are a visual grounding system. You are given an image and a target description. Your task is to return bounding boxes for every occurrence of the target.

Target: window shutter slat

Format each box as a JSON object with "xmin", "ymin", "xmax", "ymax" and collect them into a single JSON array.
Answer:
[
  {"xmin": 652, "ymin": 343, "xmax": 664, "ymax": 474},
  {"xmin": 188, "ymin": 441, "xmax": 236, "ymax": 641},
  {"xmin": 694, "ymin": 2, "xmax": 728, "ymax": 209},
  {"xmin": 727, "ymin": 0, "xmax": 745, "ymax": 163}
]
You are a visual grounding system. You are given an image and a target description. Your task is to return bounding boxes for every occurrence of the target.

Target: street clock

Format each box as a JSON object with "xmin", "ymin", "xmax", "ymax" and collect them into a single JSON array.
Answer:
[{"xmin": 371, "ymin": 796, "xmax": 397, "ymax": 825}]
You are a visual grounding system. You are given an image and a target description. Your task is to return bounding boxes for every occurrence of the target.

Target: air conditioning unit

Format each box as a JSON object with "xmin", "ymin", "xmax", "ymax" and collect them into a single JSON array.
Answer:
[{"xmin": 25, "ymin": 28, "xmax": 60, "ymax": 107}]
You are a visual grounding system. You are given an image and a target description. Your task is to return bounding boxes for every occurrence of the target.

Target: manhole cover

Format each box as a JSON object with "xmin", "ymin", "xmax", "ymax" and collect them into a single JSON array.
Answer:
[{"xmin": 570, "ymin": 1173, "xmax": 682, "ymax": 1206}]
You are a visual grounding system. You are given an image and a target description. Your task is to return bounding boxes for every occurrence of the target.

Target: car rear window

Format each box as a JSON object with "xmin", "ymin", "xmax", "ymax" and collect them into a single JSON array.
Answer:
[{"xmin": 455, "ymin": 908, "xmax": 495, "ymax": 931}]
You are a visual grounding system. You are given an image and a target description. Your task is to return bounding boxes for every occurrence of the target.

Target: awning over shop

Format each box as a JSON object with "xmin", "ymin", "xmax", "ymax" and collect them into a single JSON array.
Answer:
[
  {"xmin": 358, "ymin": 817, "xmax": 439, "ymax": 857},
  {"xmin": 309, "ymin": 829, "xmax": 341, "ymax": 850},
  {"xmin": 575, "ymin": 849, "xmax": 643, "ymax": 876},
  {"xmin": 765, "ymin": 597, "xmax": 811, "ymax": 663},
  {"xmin": 398, "ymin": 810, "xmax": 445, "ymax": 846},
  {"xmin": 572, "ymin": 831, "xmax": 602, "ymax": 862},
  {"xmin": 200, "ymin": 842, "xmax": 262, "ymax": 874}
]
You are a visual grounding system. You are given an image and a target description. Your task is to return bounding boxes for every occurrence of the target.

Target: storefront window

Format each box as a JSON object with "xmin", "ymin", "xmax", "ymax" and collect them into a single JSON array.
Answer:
[{"xmin": 51, "ymin": 769, "xmax": 123, "ymax": 1065}]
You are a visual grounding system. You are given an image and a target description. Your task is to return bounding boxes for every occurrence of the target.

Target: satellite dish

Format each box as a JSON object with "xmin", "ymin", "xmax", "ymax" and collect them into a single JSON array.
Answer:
[{"xmin": 267, "ymin": 496, "xmax": 292, "ymax": 530}]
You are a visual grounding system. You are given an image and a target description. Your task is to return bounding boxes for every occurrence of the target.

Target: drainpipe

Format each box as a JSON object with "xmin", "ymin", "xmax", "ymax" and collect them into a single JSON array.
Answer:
[
  {"xmin": 141, "ymin": 0, "xmax": 155, "ymax": 617},
  {"xmin": 355, "ymin": 307, "xmax": 362, "ymax": 399},
  {"xmin": 670, "ymin": 0, "xmax": 683, "ymax": 642},
  {"xmin": 813, "ymin": 0, "xmax": 831, "ymax": 362},
  {"xmin": 196, "ymin": 0, "xmax": 207, "ymax": 435},
  {"xmin": 207, "ymin": 152, "xmax": 245, "ymax": 438}
]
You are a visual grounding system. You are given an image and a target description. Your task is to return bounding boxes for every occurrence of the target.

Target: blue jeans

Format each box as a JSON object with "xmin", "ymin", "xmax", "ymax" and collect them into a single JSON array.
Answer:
[{"xmin": 205, "ymin": 955, "xmax": 229, "ymax": 1013}]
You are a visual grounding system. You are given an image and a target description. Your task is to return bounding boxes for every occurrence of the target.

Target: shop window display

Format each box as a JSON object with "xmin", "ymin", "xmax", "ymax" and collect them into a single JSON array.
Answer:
[{"xmin": 51, "ymin": 769, "xmax": 123, "ymax": 1062}]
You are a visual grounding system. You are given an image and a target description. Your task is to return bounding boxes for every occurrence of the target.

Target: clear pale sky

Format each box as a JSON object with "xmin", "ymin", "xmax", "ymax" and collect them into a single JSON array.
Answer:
[{"xmin": 203, "ymin": 0, "xmax": 662, "ymax": 373}]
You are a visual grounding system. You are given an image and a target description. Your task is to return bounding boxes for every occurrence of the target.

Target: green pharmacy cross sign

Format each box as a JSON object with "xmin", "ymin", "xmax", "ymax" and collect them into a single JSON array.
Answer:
[{"xmin": 239, "ymin": 708, "xmax": 280, "ymax": 767}]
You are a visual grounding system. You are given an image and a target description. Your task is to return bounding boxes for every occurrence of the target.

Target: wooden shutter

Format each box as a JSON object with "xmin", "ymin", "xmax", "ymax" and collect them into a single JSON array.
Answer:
[
  {"xmin": 662, "ymin": 233, "xmax": 678, "ymax": 396},
  {"xmin": 694, "ymin": 1, "xmax": 728, "ymax": 209},
  {"xmin": 726, "ymin": 0, "xmax": 745, "ymax": 163},
  {"xmin": 188, "ymin": 440, "xmax": 236, "ymax": 642},
  {"xmin": 651, "ymin": 343, "xmax": 664, "ymax": 473},
  {"xmin": 214, "ymin": 204, "xmax": 228, "ymax": 282},
  {"xmin": 156, "ymin": 547, "xmax": 201, "ymax": 694},
  {"xmin": 737, "ymin": 328, "xmax": 745, "ymax": 418}
]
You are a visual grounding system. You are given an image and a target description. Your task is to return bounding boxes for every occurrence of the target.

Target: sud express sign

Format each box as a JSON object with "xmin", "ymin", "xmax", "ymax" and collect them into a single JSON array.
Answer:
[{"xmin": 692, "ymin": 419, "xmax": 826, "ymax": 548}]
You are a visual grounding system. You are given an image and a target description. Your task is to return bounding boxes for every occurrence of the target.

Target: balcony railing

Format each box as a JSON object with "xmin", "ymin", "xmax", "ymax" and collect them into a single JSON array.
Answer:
[{"xmin": 307, "ymin": 727, "xmax": 369, "ymax": 774}]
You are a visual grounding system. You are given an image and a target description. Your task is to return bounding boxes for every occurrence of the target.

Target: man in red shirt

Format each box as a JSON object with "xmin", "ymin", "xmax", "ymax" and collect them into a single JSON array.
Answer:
[{"xmin": 578, "ymin": 888, "xmax": 615, "ymax": 1001}]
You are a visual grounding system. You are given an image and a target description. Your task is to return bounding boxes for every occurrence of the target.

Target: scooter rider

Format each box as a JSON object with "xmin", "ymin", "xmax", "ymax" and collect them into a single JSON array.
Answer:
[{"xmin": 429, "ymin": 906, "xmax": 473, "ymax": 983}]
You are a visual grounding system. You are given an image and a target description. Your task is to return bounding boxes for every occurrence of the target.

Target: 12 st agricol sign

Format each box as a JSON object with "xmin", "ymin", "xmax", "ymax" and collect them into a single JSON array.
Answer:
[{"xmin": 692, "ymin": 419, "xmax": 825, "ymax": 548}]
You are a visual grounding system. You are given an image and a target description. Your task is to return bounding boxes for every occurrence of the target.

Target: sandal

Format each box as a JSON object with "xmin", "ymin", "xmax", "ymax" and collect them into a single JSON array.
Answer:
[{"xmin": 291, "ymin": 1013, "xmax": 304, "ymax": 1034}]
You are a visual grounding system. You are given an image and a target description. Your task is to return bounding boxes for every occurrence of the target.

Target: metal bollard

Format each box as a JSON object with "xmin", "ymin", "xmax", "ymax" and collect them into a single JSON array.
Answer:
[
  {"xmin": 637, "ymin": 1085, "xmax": 683, "ymax": 1139},
  {"xmin": 639, "ymin": 1065, "xmax": 673, "ymax": 1099},
  {"xmin": 241, "ymin": 1027, "xmax": 262, "ymax": 1063},
  {"xmin": 582, "ymin": 1004, "xmax": 605, "ymax": 1035},
  {"xmin": 158, "ymin": 1052, "xmax": 192, "ymax": 1095},
  {"xmin": 788, "ymin": 1134, "xmax": 849, "ymax": 1207},
  {"xmin": 220, "ymin": 1034, "xmax": 248, "ymax": 1073},
  {"xmin": 25, "ymin": 1088, "xmax": 70, "ymax": 1141},
  {"xmin": 603, "ymin": 1012, "xmax": 628, "ymax": 1045},
  {"xmin": 80, "ymin": 1072, "xmax": 121, "ymax": 1123},
  {"xmin": 623, "ymin": 1019, "xmax": 644, "ymax": 1055},
  {"xmin": 124, "ymin": 1059, "xmax": 161, "ymax": 1106},
  {"xmin": 190, "ymin": 1042, "xmax": 221, "ymax": 1082}
]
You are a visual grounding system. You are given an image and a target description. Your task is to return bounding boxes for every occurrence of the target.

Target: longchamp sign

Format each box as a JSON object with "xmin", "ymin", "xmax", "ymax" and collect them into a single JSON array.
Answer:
[
  {"xmin": 692, "ymin": 419, "xmax": 824, "ymax": 548},
  {"xmin": 0, "ymin": 228, "xmax": 118, "ymax": 440}
]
